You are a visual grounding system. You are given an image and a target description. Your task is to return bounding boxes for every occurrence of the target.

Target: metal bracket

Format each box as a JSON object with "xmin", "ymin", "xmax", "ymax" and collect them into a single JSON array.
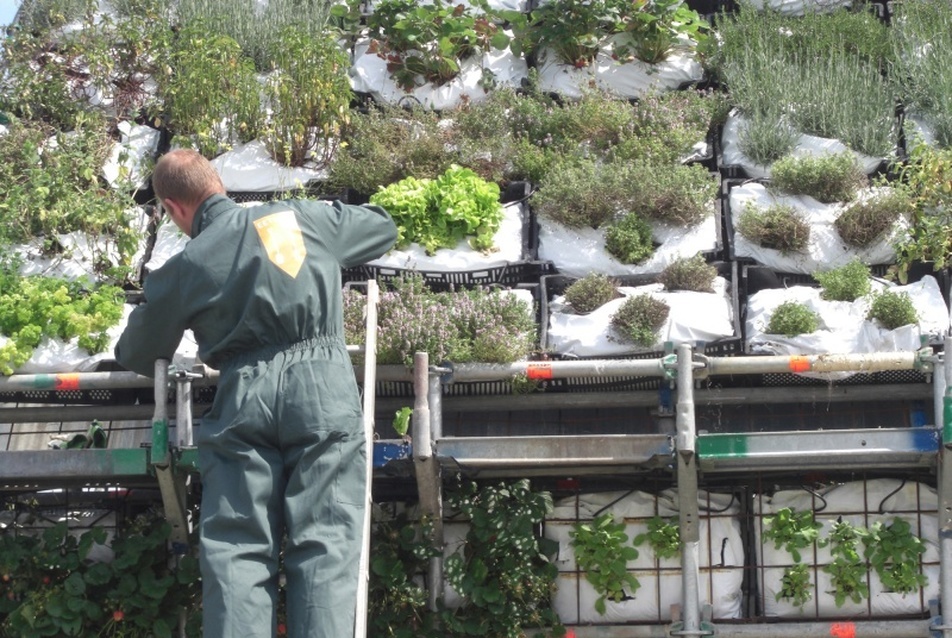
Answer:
[
  {"xmin": 917, "ymin": 346, "xmax": 936, "ymax": 374},
  {"xmin": 669, "ymin": 621, "xmax": 715, "ymax": 637},
  {"xmin": 929, "ymin": 616, "xmax": 952, "ymax": 638},
  {"xmin": 692, "ymin": 353, "xmax": 711, "ymax": 380},
  {"xmin": 433, "ymin": 362, "xmax": 454, "ymax": 385},
  {"xmin": 662, "ymin": 353, "xmax": 679, "ymax": 381}
]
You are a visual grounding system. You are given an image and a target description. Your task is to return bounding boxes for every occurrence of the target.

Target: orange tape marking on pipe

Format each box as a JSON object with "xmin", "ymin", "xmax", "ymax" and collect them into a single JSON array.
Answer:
[
  {"xmin": 830, "ymin": 622, "xmax": 856, "ymax": 638},
  {"xmin": 55, "ymin": 373, "xmax": 81, "ymax": 391},
  {"xmin": 526, "ymin": 363, "xmax": 553, "ymax": 380},
  {"xmin": 789, "ymin": 355, "xmax": 811, "ymax": 373}
]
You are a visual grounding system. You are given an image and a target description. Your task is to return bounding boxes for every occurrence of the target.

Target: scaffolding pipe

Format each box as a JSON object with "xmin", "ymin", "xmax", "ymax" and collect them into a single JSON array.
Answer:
[
  {"xmin": 568, "ymin": 623, "xmax": 931, "ymax": 638},
  {"xmin": 703, "ymin": 351, "xmax": 924, "ymax": 376},
  {"xmin": 674, "ymin": 343, "xmax": 704, "ymax": 638},
  {"xmin": 939, "ymin": 338, "xmax": 952, "ymax": 638}
]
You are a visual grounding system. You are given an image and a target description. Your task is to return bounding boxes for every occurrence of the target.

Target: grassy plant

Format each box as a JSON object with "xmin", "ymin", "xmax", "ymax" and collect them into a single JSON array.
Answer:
[
  {"xmin": 835, "ymin": 188, "xmax": 911, "ymax": 248},
  {"xmin": 770, "ymin": 152, "xmax": 868, "ymax": 204},
  {"xmin": 610, "ymin": 293, "xmax": 670, "ymax": 347},
  {"xmin": 814, "ymin": 259, "xmax": 871, "ymax": 302},
  {"xmin": 767, "ymin": 301, "xmax": 819, "ymax": 336},
  {"xmin": 867, "ymin": 291, "xmax": 917, "ymax": 330},
  {"xmin": 736, "ymin": 202, "xmax": 810, "ymax": 254},
  {"xmin": 174, "ymin": 0, "xmax": 331, "ymax": 71},
  {"xmin": 659, "ymin": 254, "xmax": 717, "ymax": 292},
  {"xmin": 563, "ymin": 273, "xmax": 619, "ymax": 314},
  {"xmin": 605, "ymin": 213, "xmax": 655, "ymax": 265}
]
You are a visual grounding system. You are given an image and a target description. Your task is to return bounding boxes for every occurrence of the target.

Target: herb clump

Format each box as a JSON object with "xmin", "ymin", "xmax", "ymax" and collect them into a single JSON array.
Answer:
[
  {"xmin": 610, "ymin": 294, "xmax": 670, "ymax": 347},
  {"xmin": 605, "ymin": 213, "xmax": 655, "ymax": 265},
  {"xmin": 563, "ymin": 273, "xmax": 618, "ymax": 314},
  {"xmin": 867, "ymin": 291, "xmax": 917, "ymax": 330},
  {"xmin": 766, "ymin": 301, "xmax": 820, "ymax": 336},
  {"xmin": 814, "ymin": 260, "xmax": 871, "ymax": 302},
  {"xmin": 770, "ymin": 152, "xmax": 868, "ymax": 203},
  {"xmin": 835, "ymin": 189, "xmax": 910, "ymax": 248},
  {"xmin": 659, "ymin": 254, "xmax": 717, "ymax": 292},
  {"xmin": 736, "ymin": 202, "xmax": 811, "ymax": 254}
]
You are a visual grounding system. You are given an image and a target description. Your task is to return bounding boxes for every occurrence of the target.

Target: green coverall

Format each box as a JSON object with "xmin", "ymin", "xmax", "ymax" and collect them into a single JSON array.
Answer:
[{"xmin": 115, "ymin": 194, "xmax": 397, "ymax": 638}]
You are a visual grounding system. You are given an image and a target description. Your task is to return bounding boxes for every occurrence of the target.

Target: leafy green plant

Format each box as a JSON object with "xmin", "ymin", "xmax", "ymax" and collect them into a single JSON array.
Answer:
[
  {"xmin": 443, "ymin": 479, "xmax": 564, "ymax": 638},
  {"xmin": 770, "ymin": 153, "xmax": 868, "ymax": 204},
  {"xmin": 814, "ymin": 259, "xmax": 871, "ymax": 302},
  {"xmin": 894, "ymin": 143, "xmax": 952, "ymax": 281},
  {"xmin": 0, "ymin": 268, "xmax": 126, "ymax": 375},
  {"xmin": 819, "ymin": 519, "xmax": 869, "ymax": 607},
  {"xmin": 863, "ymin": 517, "xmax": 927, "ymax": 595},
  {"xmin": 369, "ymin": 165, "xmax": 503, "ymax": 254},
  {"xmin": 777, "ymin": 563, "xmax": 812, "ymax": 609},
  {"xmin": 154, "ymin": 20, "xmax": 261, "ymax": 158},
  {"xmin": 659, "ymin": 254, "xmax": 716, "ymax": 293},
  {"xmin": 262, "ymin": 26, "xmax": 352, "ymax": 168},
  {"xmin": 835, "ymin": 188, "xmax": 911, "ymax": 249},
  {"xmin": 368, "ymin": 512, "xmax": 440, "ymax": 638},
  {"xmin": 570, "ymin": 513, "xmax": 641, "ymax": 615},
  {"xmin": 563, "ymin": 273, "xmax": 619, "ymax": 314},
  {"xmin": 501, "ymin": 0, "xmax": 613, "ymax": 67},
  {"xmin": 867, "ymin": 291, "xmax": 918, "ymax": 330},
  {"xmin": 0, "ymin": 116, "xmax": 141, "ymax": 279},
  {"xmin": 764, "ymin": 507, "xmax": 822, "ymax": 563},
  {"xmin": 634, "ymin": 516, "xmax": 680, "ymax": 561},
  {"xmin": 0, "ymin": 513, "xmax": 200, "ymax": 637},
  {"xmin": 339, "ymin": 0, "xmax": 508, "ymax": 91},
  {"xmin": 766, "ymin": 301, "xmax": 820, "ymax": 337},
  {"xmin": 736, "ymin": 202, "xmax": 810, "ymax": 254},
  {"xmin": 608, "ymin": 0, "xmax": 710, "ymax": 65},
  {"xmin": 392, "ymin": 406, "xmax": 413, "ymax": 437},
  {"xmin": 605, "ymin": 213, "xmax": 655, "ymax": 265},
  {"xmin": 610, "ymin": 293, "xmax": 670, "ymax": 347}
]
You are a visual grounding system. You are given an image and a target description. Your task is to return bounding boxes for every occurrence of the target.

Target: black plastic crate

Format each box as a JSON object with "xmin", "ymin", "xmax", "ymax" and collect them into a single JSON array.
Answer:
[
  {"xmin": 538, "ymin": 264, "xmax": 743, "ymax": 392},
  {"xmin": 226, "ymin": 184, "xmax": 343, "ymax": 205}
]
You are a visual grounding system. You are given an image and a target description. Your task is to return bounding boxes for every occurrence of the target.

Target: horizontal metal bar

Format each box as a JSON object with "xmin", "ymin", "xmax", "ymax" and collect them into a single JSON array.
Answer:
[
  {"xmin": 435, "ymin": 434, "xmax": 674, "ymax": 471},
  {"xmin": 0, "ymin": 449, "xmax": 153, "ymax": 489},
  {"xmin": 562, "ymin": 620, "xmax": 932, "ymax": 638},
  {"xmin": 704, "ymin": 351, "xmax": 924, "ymax": 376},
  {"xmin": 697, "ymin": 428, "xmax": 940, "ymax": 473}
]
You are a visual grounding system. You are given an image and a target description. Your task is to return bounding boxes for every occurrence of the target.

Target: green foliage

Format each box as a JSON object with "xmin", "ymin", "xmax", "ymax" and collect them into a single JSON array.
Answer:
[
  {"xmin": 736, "ymin": 202, "xmax": 810, "ymax": 254},
  {"xmin": 336, "ymin": 0, "xmax": 506, "ymax": 91},
  {"xmin": 835, "ymin": 188, "xmax": 911, "ymax": 249},
  {"xmin": 777, "ymin": 563, "xmax": 812, "ymax": 608},
  {"xmin": 895, "ymin": 144, "xmax": 952, "ymax": 281},
  {"xmin": 770, "ymin": 153, "xmax": 868, "ymax": 204},
  {"xmin": 766, "ymin": 301, "xmax": 820, "ymax": 337},
  {"xmin": 605, "ymin": 213, "xmax": 655, "ymax": 265},
  {"xmin": 763, "ymin": 507, "xmax": 821, "ymax": 564},
  {"xmin": 443, "ymin": 479, "xmax": 563, "ymax": 638},
  {"xmin": 155, "ymin": 20, "xmax": 261, "ymax": 158},
  {"xmin": 369, "ymin": 512, "xmax": 440, "ymax": 638},
  {"xmin": 863, "ymin": 518, "xmax": 927, "ymax": 595},
  {"xmin": 262, "ymin": 26, "xmax": 353, "ymax": 168},
  {"xmin": 0, "ymin": 268, "xmax": 126, "ymax": 375},
  {"xmin": 328, "ymin": 104, "xmax": 454, "ymax": 196},
  {"xmin": 0, "ymin": 511, "xmax": 200, "ymax": 637},
  {"xmin": 0, "ymin": 117, "xmax": 141, "ymax": 280},
  {"xmin": 570, "ymin": 513, "xmax": 641, "ymax": 615},
  {"xmin": 369, "ymin": 166, "xmax": 503, "ymax": 254},
  {"xmin": 659, "ymin": 254, "xmax": 717, "ymax": 292},
  {"xmin": 610, "ymin": 0, "xmax": 709, "ymax": 65},
  {"xmin": 563, "ymin": 273, "xmax": 619, "ymax": 314},
  {"xmin": 814, "ymin": 259, "xmax": 871, "ymax": 302},
  {"xmin": 867, "ymin": 291, "xmax": 918, "ymax": 330},
  {"xmin": 392, "ymin": 407, "xmax": 412, "ymax": 437},
  {"xmin": 610, "ymin": 293, "xmax": 670, "ymax": 347},
  {"xmin": 344, "ymin": 276, "xmax": 537, "ymax": 367},
  {"xmin": 819, "ymin": 519, "xmax": 869, "ymax": 607},
  {"xmin": 633, "ymin": 516, "xmax": 680, "ymax": 561}
]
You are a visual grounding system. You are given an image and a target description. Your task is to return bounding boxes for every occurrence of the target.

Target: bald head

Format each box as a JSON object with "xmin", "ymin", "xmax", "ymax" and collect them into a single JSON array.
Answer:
[{"xmin": 152, "ymin": 149, "xmax": 226, "ymax": 209}]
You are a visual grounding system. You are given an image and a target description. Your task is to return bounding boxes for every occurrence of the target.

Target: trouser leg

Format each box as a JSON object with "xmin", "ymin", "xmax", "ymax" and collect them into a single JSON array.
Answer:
[
  {"xmin": 198, "ymin": 370, "xmax": 285, "ymax": 638},
  {"xmin": 283, "ymin": 432, "xmax": 366, "ymax": 638}
]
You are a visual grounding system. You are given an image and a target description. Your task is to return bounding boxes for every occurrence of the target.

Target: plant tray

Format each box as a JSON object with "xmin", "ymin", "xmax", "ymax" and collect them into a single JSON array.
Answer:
[{"xmin": 539, "ymin": 265, "xmax": 743, "ymax": 392}]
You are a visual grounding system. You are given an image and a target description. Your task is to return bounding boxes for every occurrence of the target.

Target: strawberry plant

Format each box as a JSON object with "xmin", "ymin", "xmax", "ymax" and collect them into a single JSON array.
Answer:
[
  {"xmin": 763, "ymin": 507, "xmax": 821, "ymax": 564},
  {"xmin": 863, "ymin": 518, "xmax": 928, "ymax": 595},
  {"xmin": 634, "ymin": 516, "xmax": 680, "ymax": 560},
  {"xmin": 570, "ymin": 512, "xmax": 641, "ymax": 614},
  {"xmin": 819, "ymin": 519, "xmax": 869, "ymax": 607}
]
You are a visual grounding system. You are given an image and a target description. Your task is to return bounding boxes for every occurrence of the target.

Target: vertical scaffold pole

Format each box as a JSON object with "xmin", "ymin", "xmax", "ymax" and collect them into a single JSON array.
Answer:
[
  {"xmin": 673, "ymin": 343, "xmax": 705, "ymax": 638},
  {"xmin": 938, "ymin": 337, "xmax": 952, "ymax": 638}
]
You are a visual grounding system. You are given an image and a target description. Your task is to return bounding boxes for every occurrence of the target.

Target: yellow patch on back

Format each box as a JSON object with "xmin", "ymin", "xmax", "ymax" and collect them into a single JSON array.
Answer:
[{"xmin": 253, "ymin": 209, "xmax": 307, "ymax": 278}]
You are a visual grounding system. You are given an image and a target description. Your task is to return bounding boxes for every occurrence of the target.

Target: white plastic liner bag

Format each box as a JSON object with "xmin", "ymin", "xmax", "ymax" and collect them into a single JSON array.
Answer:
[
  {"xmin": 755, "ymin": 479, "xmax": 939, "ymax": 618},
  {"xmin": 546, "ymin": 278, "xmax": 735, "ymax": 357},
  {"xmin": 211, "ymin": 138, "xmax": 330, "ymax": 193},
  {"xmin": 544, "ymin": 489, "xmax": 745, "ymax": 623}
]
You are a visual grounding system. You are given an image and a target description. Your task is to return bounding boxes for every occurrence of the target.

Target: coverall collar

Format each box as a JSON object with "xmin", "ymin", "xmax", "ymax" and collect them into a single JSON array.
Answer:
[{"xmin": 191, "ymin": 194, "xmax": 234, "ymax": 238}]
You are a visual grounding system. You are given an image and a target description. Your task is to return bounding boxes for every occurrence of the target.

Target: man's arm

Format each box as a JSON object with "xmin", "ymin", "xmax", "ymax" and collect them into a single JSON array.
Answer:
[
  {"xmin": 114, "ymin": 262, "xmax": 189, "ymax": 377},
  {"xmin": 324, "ymin": 201, "xmax": 399, "ymax": 268}
]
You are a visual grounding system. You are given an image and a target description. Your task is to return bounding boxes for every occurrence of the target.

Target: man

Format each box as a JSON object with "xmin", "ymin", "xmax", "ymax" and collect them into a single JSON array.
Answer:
[{"xmin": 115, "ymin": 149, "xmax": 398, "ymax": 638}]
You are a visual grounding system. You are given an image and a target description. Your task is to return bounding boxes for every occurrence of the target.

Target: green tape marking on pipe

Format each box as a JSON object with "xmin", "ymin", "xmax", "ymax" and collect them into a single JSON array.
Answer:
[
  {"xmin": 696, "ymin": 433, "xmax": 749, "ymax": 459},
  {"xmin": 944, "ymin": 396, "xmax": 952, "ymax": 444}
]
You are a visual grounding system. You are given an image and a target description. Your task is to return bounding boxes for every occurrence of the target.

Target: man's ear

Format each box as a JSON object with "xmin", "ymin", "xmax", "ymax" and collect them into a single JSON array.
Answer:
[{"xmin": 162, "ymin": 198, "xmax": 191, "ymax": 235}]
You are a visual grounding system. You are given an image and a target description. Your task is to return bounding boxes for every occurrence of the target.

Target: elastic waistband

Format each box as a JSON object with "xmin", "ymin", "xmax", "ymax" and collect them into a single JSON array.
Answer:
[{"xmin": 218, "ymin": 335, "xmax": 346, "ymax": 371}]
